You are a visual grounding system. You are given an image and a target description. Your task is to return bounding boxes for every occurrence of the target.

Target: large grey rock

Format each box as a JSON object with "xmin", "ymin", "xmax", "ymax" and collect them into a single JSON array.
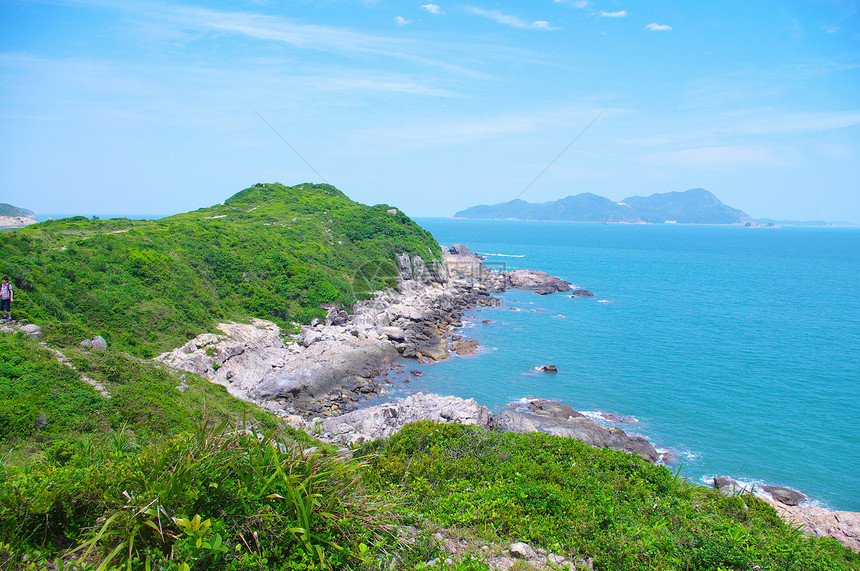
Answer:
[
  {"xmin": 299, "ymin": 326, "xmax": 323, "ymax": 347},
  {"xmin": 252, "ymin": 339, "xmax": 400, "ymax": 401},
  {"xmin": 321, "ymin": 393, "xmax": 490, "ymax": 445},
  {"xmin": 509, "ymin": 542, "xmax": 536, "ymax": 559},
  {"xmin": 78, "ymin": 335, "xmax": 107, "ymax": 350},
  {"xmin": 768, "ymin": 502, "xmax": 860, "ymax": 553},
  {"xmin": 91, "ymin": 335, "xmax": 108, "ymax": 351},
  {"xmin": 762, "ymin": 486, "xmax": 806, "ymax": 506},
  {"xmin": 713, "ymin": 476, "xmax": 742, "ymax": 492},
  {"xmin": 504, "ymin": 269, "xmax": 572, "ymax": 293},
  {"xmin": 490, "ymin": 400, "xmax": 658, "ymax": 462},
  {"xmin": 20, "ymin": 324, "xmax": 43, "ymax": 339}
]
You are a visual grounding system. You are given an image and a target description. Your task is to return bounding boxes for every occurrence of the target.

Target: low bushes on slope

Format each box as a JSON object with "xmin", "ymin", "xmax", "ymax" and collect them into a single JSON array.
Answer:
[
  {"xmin": 358, "ymin": 422, "xmax": 860, "ymax": 570},
  {"xmin": 0, "ymin": 420, "xmax": 401, "ymax": 571}
]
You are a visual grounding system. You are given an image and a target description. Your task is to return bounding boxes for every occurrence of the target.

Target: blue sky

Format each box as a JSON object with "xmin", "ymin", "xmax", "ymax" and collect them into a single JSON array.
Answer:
[{"xmin": 1, "ymin": 0, "xmax": 859, "ymax": 221}]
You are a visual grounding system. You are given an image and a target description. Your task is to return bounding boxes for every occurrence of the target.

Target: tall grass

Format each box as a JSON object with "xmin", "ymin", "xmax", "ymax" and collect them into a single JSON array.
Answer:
[{"xmin": 0, "ymin": 418, "xmax": 401, "ymax": 570}]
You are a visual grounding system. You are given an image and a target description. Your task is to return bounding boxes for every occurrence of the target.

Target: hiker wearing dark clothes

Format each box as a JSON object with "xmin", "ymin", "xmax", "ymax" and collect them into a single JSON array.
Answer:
[{"xmin": 0, "ymin": 277, "xmax": 13, "ymax": 321}]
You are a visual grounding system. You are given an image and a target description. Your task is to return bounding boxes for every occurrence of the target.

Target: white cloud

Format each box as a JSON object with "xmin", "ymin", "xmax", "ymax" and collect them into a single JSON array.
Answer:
[
  {"xmin": 421, "ymin": 3, "xmax": 442, "ymax": 15},
  {"xmin": 394, "ymin": 16, "xmax": 410, "ymax": 26},
  {"xmin": 600, "ymin": 10, "xmax": 627, "ymax": 18},
  {"xmin": 645, "ymin": 22, "xmax": 672, "ymax": 31},
  {"xmin": 317, "ymin": 76, "xmax": 460, "ymax": 97},
  {"xmin": 466, "ymin": 6, "xmax": 559, "ymax": 30},
  {"xmin": 555, "ymin": 0, "xmax": 590, "ymax": 7}
]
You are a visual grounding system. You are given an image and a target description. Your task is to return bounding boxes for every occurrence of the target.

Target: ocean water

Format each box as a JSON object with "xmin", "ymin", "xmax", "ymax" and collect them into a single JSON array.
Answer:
[{"xmin": 385, "ymin": 219, "xmax": 860, "ymax": 512}]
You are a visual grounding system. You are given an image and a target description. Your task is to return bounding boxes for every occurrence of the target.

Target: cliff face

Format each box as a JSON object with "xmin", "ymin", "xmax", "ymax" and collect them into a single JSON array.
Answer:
[{"xmin": 455, "ymin": 188, "xmax": 753, "ymax": 224}]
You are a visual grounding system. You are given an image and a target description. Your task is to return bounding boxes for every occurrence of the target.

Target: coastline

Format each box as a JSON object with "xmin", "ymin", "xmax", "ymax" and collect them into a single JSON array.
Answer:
[{"xmin": 154, "ymin": 246, "xmax": 860, "ymax": 553}]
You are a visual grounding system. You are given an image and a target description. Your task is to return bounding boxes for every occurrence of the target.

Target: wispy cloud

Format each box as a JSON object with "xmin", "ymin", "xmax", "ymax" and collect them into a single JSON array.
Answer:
[
  {"xmin": 645, "ymin": 22, "xmax": 672, "ymax": 31},
  {"xmin": 317, "ymin": 76, "xmax": 461, "ymax": 97},
  {"xmin": 466, "ymin": 6, "xmax": 559, "ymax": 30},
  {"xmin": 421, "ymin": 3, "xmax": 442, "ymax": 15},
  {"xmin": 600, "ymin": 10, "xmax": 627, "ymax": 18},
  {"xmin": 394, "ymin": 16, "xmax": 411, "ymax": 26},
  {"xmin": 555, "ymin": 0, "xmax": 590, "ymax": 7}
]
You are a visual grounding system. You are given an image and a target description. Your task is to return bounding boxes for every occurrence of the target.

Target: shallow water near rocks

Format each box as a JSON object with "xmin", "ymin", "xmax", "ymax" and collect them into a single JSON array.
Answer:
[{"xmin": 381, "ymin": 219, "xmax": 860, "ymax": 512}]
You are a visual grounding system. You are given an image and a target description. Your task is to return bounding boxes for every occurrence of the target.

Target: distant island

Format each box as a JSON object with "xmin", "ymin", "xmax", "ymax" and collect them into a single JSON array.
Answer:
[
  {"xmin": 0, "ymin": 202, "xmax": 37, "ymax": 228},
  {"xmin": 454, "ymin": 188, "xmax": 838, "ymax": 226}
]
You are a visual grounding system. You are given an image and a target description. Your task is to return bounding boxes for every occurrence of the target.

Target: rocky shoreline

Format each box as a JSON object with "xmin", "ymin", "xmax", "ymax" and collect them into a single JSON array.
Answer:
[
  {"xmin": 152, "ymin": 245, "xmax": 860, "ymax": 553},
  {"xmin": 0, "ymin": 215, "xmax": 37, "ymax": 228},
  {"xmin": 156, "ymin": 246, "xmax": 578, "ymax": 420}
]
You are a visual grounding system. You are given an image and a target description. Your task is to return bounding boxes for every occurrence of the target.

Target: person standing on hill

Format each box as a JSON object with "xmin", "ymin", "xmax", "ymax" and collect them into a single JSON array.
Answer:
[{"xmin": 0, "ymin": 277, "xmax": 13, "ymax": 321}]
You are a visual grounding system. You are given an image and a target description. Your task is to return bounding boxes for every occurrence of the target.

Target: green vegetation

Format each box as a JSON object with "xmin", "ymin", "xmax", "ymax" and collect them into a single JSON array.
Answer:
[
  {"xmin": 0, "ymin": 183, "xmax": 440, "ymax": 357},
  {"xmin": 0, "ymin": 203, "xmax": 35, "ymax": 218},
  {"xmin": 361, "ymin": 422, "xmax": 860, "ymax": 570},
  {"xmin": 1, "ymin": 183, "xmax": 857, "ymax": 570}
]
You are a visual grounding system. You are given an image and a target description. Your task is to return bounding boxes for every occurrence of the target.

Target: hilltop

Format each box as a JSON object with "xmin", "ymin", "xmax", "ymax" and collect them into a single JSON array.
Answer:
[
  {"xmin": 0, "ymin": 182, "xmax": 440, "ymax": 357},
  {"xmin": 455, "ymin": 188, "xmax": 754, "ymax": 225},
  {"xmin": 0, "ymin": 202, "xmax": 37, "ymax": 228}
]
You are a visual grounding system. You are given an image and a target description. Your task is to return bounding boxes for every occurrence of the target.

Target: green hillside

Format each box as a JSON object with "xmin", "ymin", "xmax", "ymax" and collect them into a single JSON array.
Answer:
[
  {"xmin": 0, "ymin": 203, "xmax": 35, "ymax": 218},
  {"xmin": 0, "ymin": 183, "xmax": 441, "ymax": 357}
]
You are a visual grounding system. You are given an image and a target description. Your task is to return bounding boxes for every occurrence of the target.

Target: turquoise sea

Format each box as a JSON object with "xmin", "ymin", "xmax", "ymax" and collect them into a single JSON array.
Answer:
[{"xmin": 388, "ymin": 219, "xmax": 860, "ymax": 512}]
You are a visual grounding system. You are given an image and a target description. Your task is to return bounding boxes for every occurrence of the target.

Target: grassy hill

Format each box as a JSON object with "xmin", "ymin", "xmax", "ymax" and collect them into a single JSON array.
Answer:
[
  {"xmin": 0, "ymin": 183, "xmax": 440, "ymax": 357},
  {"xmin": 0, "ymin": 203, "xmax": 35, "ymax": 218},
  {"xmin": 1, "ymin": 183, "xmax": 858, "ymax": 570}
]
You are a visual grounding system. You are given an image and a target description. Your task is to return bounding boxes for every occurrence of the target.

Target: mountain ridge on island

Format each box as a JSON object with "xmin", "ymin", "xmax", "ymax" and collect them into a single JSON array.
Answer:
[{"xmin": 454, "ymin": 188, "xmax": 754, "ymax": 225}]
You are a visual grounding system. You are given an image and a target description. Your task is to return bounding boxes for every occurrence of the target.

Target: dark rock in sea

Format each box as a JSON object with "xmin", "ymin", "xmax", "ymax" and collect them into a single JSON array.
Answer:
[
  {"xmin": 452, "ymin": 339, "xmax": 480, "ymax": 356},
  {"xmin": 570, "ymin": 289, "xmax": 595, "ymax": 297},
  {"xmin": 410, "ymin": 370, "xmax": 424, "ymax": 377},
  {"xmin": 490, "ymin": 399, "xmax": 658, "ymax": 463},
  {"xmin": 528, "ymin": 399, "xmax": 581, "ymax": 419},
  {"xmin": 537, "ymin": 365, "xmax": 558, "ymax": 373},
  {"xmin": 506, "ymin": 269, "xmax": 572, "ymax": 293},
  {"xmin": 713, "ymin": 476, "xmax": 739, "ymax": 490},
  {"xmin": 762, "ymin": 485, "xmax": 806, "ymax": 506}
]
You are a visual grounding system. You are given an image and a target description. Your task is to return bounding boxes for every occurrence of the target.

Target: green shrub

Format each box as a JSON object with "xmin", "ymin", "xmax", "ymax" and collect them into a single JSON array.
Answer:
[
  {"xmin": 0, "ymin": 419, "xmax": 400, "ymax": 570},
  {"xmin": 358, "ymin": 422, "xmax": 860, "ymax": 570}
]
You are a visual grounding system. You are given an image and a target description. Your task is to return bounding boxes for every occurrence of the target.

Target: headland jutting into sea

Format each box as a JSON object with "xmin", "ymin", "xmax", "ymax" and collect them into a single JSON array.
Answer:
[{"xmin": 148, "ymin": 242, "xmax": 860, "ymax": 553}]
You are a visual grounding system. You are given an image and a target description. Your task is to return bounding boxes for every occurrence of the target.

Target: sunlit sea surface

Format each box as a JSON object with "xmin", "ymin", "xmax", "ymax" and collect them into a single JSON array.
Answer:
[{"xmin": 381, "ymin": 219, "xmax": 860, "ymax": 512}]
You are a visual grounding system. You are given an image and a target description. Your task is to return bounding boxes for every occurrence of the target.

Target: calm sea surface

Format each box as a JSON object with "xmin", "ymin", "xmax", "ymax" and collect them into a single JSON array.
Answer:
[{"xmin": 387, "ymin": 219, "xmax": 860, "ymax": 512}]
